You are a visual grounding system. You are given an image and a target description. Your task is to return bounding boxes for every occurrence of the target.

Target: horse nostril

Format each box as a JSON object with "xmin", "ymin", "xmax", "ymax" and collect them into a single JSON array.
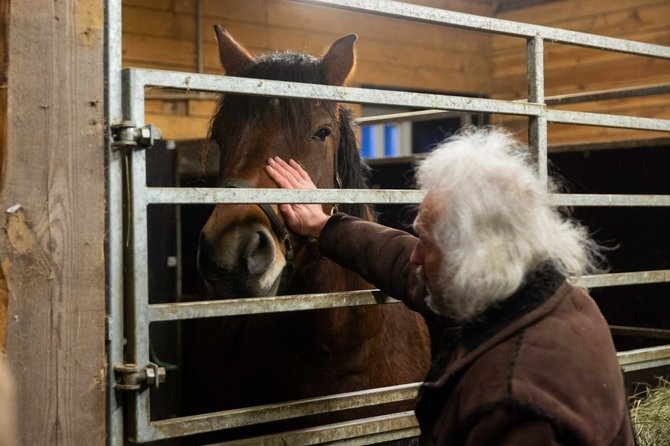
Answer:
[{"xmin": 243, "ymin": 229, "xmax": 275, "ymax": 275}]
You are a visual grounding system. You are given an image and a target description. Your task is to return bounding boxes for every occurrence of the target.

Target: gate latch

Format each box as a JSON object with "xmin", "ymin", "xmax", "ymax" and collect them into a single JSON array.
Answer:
[
  {"xmin": 114, "ymin": 362, "xmax": 166, "ymax": 391},
  {"xmin": 111, "ymin": 121, "xmax": 163, "ymax": 150}
]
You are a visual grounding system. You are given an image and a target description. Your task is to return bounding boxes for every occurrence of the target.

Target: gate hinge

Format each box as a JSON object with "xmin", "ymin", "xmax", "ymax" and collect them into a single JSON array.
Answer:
[
  {"xmin": 111, "ymin": 121, "xmax": 163, "ymax": 150},
  {"xmin": 114, "ymin": 362, "xmax": 166, "ymax": 391}
]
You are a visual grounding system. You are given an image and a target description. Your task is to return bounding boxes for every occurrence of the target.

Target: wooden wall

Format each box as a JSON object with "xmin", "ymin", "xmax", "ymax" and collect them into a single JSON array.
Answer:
[
  {"xmin": 491, "ymin": 0, "xmax": 670, "ymax": 146},
  {"xmin": 0, "ymin": 0, "xmax": 106, "ymax": 444},
  {"xmin": 123, "ymin": 0, "xmax": 670, "ymax": 147},
  {"xmin": 122, "ymin": 0, "xmax": 497, "ymax": 140}
]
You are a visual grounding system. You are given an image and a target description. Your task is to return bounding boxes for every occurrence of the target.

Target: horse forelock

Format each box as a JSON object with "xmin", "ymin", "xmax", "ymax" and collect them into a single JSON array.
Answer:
[{"xmin": 209, "ymin": 50, "xmax": 337, "ymax": 166}]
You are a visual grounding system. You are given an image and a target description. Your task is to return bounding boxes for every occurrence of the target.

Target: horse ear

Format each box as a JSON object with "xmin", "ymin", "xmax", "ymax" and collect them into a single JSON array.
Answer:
[
  {"xmin": 213, "ymin": 25, "xmax": 255, "ymax": 76},
  {"xmin": 321, "ymin": 34, "xmax": 358, "ymax": 86}
]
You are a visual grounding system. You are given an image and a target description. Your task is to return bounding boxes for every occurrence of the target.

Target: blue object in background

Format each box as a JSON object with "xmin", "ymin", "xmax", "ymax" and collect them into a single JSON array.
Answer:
[
  {"xmin": 384, "ymin": 124, "xmax": 399, "ymax": 157},
  {"xmin": 360, "ymin": 125, "xmax": 376, "ymax": 159}
]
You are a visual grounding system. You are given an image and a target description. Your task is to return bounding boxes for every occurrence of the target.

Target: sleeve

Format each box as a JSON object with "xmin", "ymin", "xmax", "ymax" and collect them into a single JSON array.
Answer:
[{"xmin": 317, "ymin": 213, "xmax": 430, "ymax": 314}]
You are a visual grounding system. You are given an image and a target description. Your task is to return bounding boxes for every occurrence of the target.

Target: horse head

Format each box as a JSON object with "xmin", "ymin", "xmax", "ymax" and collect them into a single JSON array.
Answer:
[{"xmin": 198, "ymin": 27, "xmax": 367, "ymax": 299}]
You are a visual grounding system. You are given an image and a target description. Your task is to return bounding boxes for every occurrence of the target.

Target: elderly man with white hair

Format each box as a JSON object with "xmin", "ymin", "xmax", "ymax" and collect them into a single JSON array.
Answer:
[{"xmin": 266, "ymin": 126, "xmax": 634, "ymax": 446}]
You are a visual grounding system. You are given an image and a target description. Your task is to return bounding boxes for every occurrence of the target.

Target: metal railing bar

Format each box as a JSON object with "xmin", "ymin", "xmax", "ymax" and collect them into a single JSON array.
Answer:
[
  {"xmin": 144, "ymin": 187, "xmax": 670, "ymax": 208},
  {"xmin": 144, "ymin": 187, "xmax": 426, "ymax": 205},
  {"xmin": 544, "ymin": 83, "xmax": 670, "ymax": 106},
  {"xmin": 128, "ymin": 68, "xmax": 542, "ymax": 117},
  {"xmin": 128, "ymin": 68, "xmax": 670, "ymax": 133},
  {"xmin": 576, "ymin": 270, "xmax": 670, "ymax": 288},
  {"xmin": 301, "ymin": 0, "xmax": 670, "ymax": 59},
  {"xmin": 546, "ymin": 109, "xmax": 670, "ymax": 132},
  {"xmin": 207, "ymin": 412, "xmax": 419, "ymax": 446},
  {"xmin": 610, "ymin": 326, "xmax": 670, "ymax": 341},
  {"xmin": 149, "ymin": 269, "xmax": 670, "ymax": 322},
  {"xmin": 145, "ymin": 385, "xmax": 420, "ymax": 441},
  {"xmin": 355, "ymin": 109, "xmax": 464, "ymax": 125},
  {"xmin": 148, "ymin": 290, "xmax": 399, "ymax": 322},
  {"xmin": 617, "ymin": 344, "xmax": 670, "ymax": 373},
  {"xmin": 550, "ymin": 194, "xmax": 670, "ymax": 207}
]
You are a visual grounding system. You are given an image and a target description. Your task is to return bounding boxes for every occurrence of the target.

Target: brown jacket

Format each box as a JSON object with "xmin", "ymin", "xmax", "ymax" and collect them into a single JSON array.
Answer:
[{"xmin": 319, "ymin": 214, "xmax": 634, "ymax": 446}]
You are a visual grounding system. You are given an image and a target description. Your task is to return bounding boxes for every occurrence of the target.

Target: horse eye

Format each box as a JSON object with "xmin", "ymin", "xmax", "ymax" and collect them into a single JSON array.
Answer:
[{"xmin": 312, "ymin": 127, "xmax": 332, "ymax": 142}]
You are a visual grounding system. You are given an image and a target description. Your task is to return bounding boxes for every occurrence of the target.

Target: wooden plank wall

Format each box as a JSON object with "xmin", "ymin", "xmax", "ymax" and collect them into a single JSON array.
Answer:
[
  {"xmin": 491, "ymin": 0, "xmax": 670, "ymax": 146},
  {"xmin": 0, "ymin": 0, "xmax": 106, "ymax": 444},
  {"xmin": 0, "ymin": 0, "xmax": 8, "ymax": 353},
  {"xmin": 122, "ymin": 0, "xmax": 497, "ymax": 140}
]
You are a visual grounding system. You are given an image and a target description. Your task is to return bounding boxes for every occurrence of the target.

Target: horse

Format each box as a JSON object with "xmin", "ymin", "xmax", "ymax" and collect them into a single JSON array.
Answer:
[{"xmin": 185, "ymin": 26, "xmax": 430, "ymax": 437}]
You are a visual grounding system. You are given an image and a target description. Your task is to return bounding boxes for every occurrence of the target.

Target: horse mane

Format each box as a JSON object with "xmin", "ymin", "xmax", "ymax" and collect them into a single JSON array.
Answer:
[
  {"xmin": 336, "ymin": 107, "xmax": 370, "ymax": 218},
  {"xmin": 208, "ymin": 49, "xmax": 370, "ymax": 219}
]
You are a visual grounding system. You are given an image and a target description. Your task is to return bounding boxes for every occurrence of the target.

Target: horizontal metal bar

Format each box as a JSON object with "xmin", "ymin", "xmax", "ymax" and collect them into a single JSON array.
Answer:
[
  {"xmin": 144, "ymin": 187, "xmax": 426, "ymax": 205},
  {"xmin": 209, "ymin": 412, "xmax": 419, "ymax": 446},
  {"xmin": 546, "ymin": 109, "xmax": 670, "ymax": 132},
  {"xmin": 576, "ymin": 270, "xmax": 670, "ymax": 288},
  {"xmin": 128, "ymin": 68, "xmax": 541, "ymax": 116},
  {"xmin": 145, "ymin": 187, "xmax": 670, "ymax": 208},
  {"xmin": 356, "ymin": 109, "xmax": 464, "ymax": 125},
  {"xmin": 302, "ymin": 0, "xmax": 670, "ymax": 59},
  {"xmin": 130, "ymin": 68, "xmax": 670, "ymax": 132},
  {"xmin": 146, "ymin": 384, "xmax": 419, "ymax": 441},
  {"xmin": 151, "ymin": 269, "xmax": 670, "ymax": 322},
  {"xmin": 544, "ymin": 84, "xmax": 670, "ymax": 106},
  {"xmin": 610, "ymin": 326, "xmax": 670, "ymax": 341},
  {"xmin": 149, "ymin": 290, "xmax": 399, "ymax": 322},
  {"xmin": 550, "ymin": 194, "xmax": 670, "ymax": 207},
  {"xmin": 618, "ymin": 344, "xmax": 670, "ymax": 373}
]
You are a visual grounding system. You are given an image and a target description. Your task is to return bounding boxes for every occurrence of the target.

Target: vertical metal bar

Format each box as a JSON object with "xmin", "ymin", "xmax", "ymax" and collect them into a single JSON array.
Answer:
[
  {"xmin": 105, "ymin": 0, "xmax": 125, "ymax": 444},
  {"xmin": 124, "ymin": 69, "xmax": 154, "ymax": 442},
  {"xmin": 196, "ymin": 0, "xmax": 204, "ymax": 73},
  {"xmin": 526, "ymin": 35, "xmax": 548, "ymax": 185}
]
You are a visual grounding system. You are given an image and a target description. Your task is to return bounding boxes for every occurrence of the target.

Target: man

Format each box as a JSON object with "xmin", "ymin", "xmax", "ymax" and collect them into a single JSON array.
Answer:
[{"xmin": 265, "ymin": 126, "xmax": 634, "ymax": 445}]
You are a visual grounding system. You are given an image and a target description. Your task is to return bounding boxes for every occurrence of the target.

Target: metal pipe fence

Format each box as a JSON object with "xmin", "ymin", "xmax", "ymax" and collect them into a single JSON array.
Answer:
[{"xmin": 107, "ymin": 0, "xmax": 670, "ymax": 444}]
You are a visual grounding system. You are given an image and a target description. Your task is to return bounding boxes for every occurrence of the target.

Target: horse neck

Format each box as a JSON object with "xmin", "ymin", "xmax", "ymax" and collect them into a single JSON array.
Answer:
[{"xmin": 283, "ymin": 207, "xmax": 383, "ymax": 346}]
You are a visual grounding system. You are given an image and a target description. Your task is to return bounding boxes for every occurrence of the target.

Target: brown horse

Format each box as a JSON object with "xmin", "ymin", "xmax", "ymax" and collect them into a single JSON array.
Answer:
[{"xmin": 187, "ymin": 26, "xmax": 430, "ymax": 433}]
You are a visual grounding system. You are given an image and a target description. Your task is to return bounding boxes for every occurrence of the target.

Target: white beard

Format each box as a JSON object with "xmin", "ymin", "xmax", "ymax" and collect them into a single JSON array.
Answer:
[{"xmin": 416, "ymin": 265, "xmax": 471, "ymax": 322}]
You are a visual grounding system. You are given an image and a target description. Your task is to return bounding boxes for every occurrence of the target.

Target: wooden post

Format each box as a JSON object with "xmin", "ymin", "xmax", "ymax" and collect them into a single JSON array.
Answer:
[{"xmin": 0, "ymin": 0, "xmax": 106, "ymax": 444}]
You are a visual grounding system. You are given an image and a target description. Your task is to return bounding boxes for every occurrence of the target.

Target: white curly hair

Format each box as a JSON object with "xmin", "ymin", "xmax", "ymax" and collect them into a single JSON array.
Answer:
[{"xmin": 415, "ymin": 126, "xmax": 604, "ymax": 321}]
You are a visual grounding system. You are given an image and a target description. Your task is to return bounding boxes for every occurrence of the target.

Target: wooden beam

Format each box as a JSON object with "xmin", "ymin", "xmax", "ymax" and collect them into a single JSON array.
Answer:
[{"xmin": 0, "ymin": 0, "xmax": 106, "ymax": 444}]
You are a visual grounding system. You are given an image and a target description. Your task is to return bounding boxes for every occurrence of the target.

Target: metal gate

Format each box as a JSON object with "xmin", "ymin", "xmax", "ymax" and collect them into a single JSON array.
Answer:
[{"xmin": 106, "ymin": 0, "xmax": 670, "ymax": 444}]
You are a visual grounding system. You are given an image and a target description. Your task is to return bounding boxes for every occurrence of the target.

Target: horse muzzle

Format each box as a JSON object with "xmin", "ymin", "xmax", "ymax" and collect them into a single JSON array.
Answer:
[{"xmin": 197, "ymin": 222, "xmax": 287, "ymax": 298}]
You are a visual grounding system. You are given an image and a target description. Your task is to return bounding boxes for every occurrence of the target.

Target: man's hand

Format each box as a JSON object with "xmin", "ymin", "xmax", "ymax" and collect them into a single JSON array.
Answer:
[{"xmin": 265, "ymin": 157, "xmax": 330, "ymax": 239}]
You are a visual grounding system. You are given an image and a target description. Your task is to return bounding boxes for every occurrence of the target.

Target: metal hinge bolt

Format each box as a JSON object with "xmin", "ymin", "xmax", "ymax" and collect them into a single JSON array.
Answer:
[
  {"xmin": 111, "ymin": 121, "xmax": 163, "ymax": 150},
  {"xmin": 114, "ymin": 362, "xmax": 166, "ymax": 391}
]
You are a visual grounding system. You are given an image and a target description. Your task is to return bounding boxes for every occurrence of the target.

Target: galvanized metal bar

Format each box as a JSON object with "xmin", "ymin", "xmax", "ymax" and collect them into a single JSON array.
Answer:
[
  {"xmin": 301, "ymin": 0, "xmax": 670, "ymax": 59},
  {"xmin": 526, "ymin": 35, "xmax": 548, "ymax": 185},
  {"xmin": 546, "ymin": 109, "xmax": 670, "ymax": 132},
  {"xmin": 610, "ymin": 326, "xmax": 670, "ymax": 341},
  {"xmin": 128, "ymin": 68, "xmax": 542, "ymax": 116},
  {"xmin": 105, "ymin": 0, "xmax": 125, "ymax": 445},
  {"xmin": 123, "ymin": 68, "xmax": 154, "ymax": 442},
  {"xmin": 576, "ymin": 270, "xmax": 670, "ymax": 288},
  {"xmin": 127, "ymin": 68, "xmax": 670, "ymax": 133},
  {"xmin": 144, "ymin": 384, "xmax": 420, "ymax": 441},
  {"xmin": 617, "ymin": 344, "xmax": 670, "ymax": 373},
  {"xmin": 144, "ymin": 187, "xmax": 426, "ymax": 205},
  {"xmin": 355, "ymin": 109, "xmax": 463, "ymax": 125},
  {"xmin": 550, "ymin": 193, "xmax": 670, "ymax": 207},
  {"xmin": 144, "ymin": 188, "xmax": 670, "ymax": 207},
  {"xmin": 208, "ymin": 412, "xmax": 419, "ymax": 446},
  {"xmin": 545, "ymin": 83, "xmax": 670, "ymax": 106},
  {"xmin": 149, "ymin": 268, "xmax": 670, "ymax": 322},
  {"xmin": 148, "ymin": 290, "xmax": 399, "ymax": 322}
]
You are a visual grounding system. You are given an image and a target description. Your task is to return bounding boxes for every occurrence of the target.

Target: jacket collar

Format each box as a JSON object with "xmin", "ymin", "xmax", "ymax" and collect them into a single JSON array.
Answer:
[{"xmin": 424, "ymin": 264, "xmax": 568, "ymax": 388}]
